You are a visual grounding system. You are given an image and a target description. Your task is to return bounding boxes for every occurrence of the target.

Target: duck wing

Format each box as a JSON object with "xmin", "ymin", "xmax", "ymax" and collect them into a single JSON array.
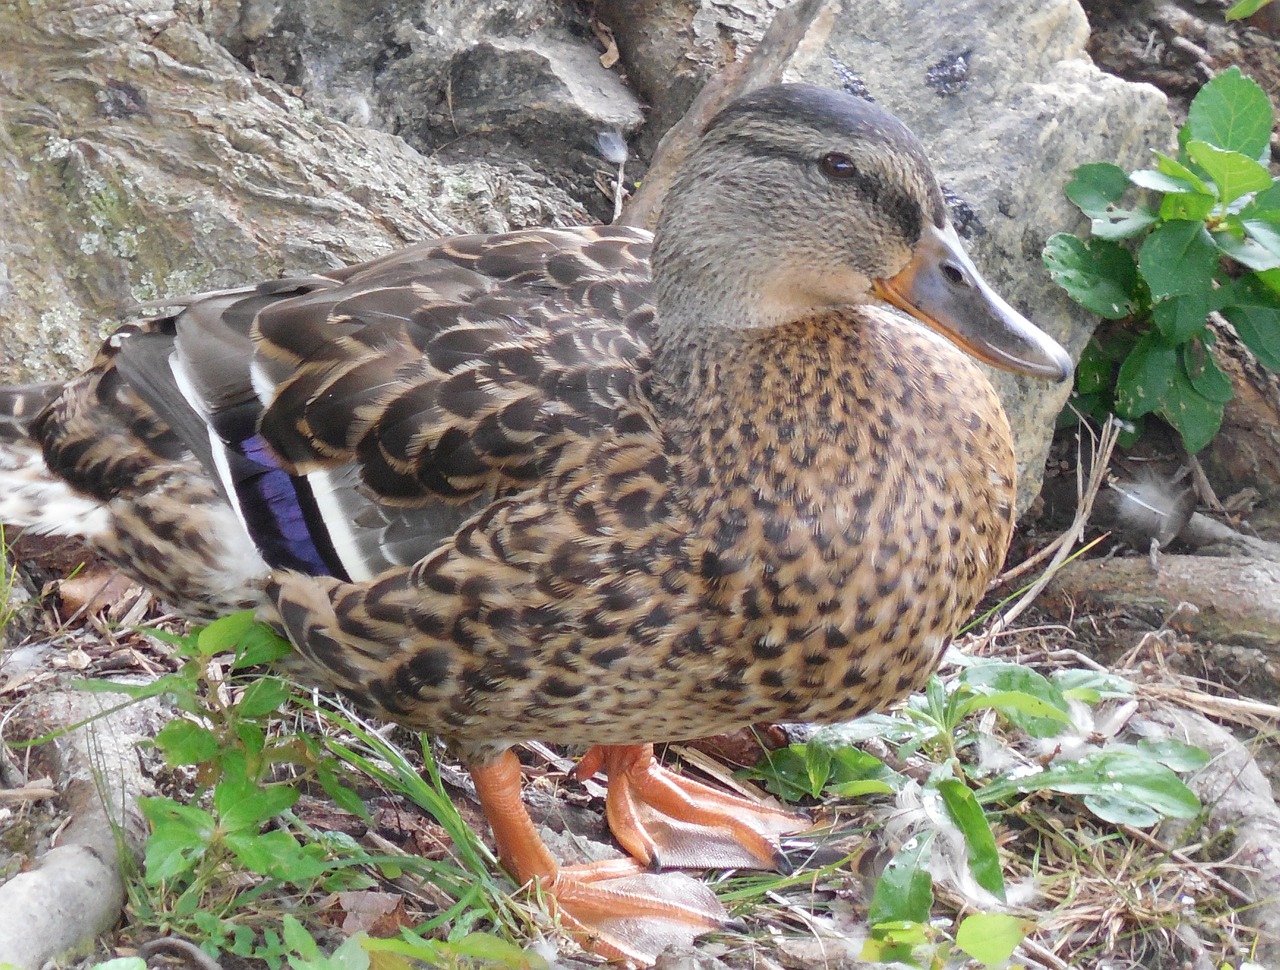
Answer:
[{"xmin": 115, "ymin": 225, "xmax": 657, "ymax": 583}]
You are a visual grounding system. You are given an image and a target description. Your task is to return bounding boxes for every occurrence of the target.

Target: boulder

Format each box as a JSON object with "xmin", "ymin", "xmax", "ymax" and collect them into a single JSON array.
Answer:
[
  {"xmin": 603, "ymin": 0, "xmax": 1174, "ymax": 509},
  {"xmin": 0, "ymin": 0, "xmax": 584, "ymax": 383},
  {"xmin": 0, "ymin": 0, "xmax": 1176, "ymax": 510},
  {"xmin": 213, "ymin": 0, "xmax": 645, "ymax": 220}
]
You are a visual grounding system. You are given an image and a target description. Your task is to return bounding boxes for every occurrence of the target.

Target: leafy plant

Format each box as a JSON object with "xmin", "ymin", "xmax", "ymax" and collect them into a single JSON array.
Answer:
[
  {"xmin": 1044, "ymin": 67, "xmax": 1280, "ymax": 453},
  {"xmin": 78, "ymin": 612, "xmax": 520, "ymax": 964},
  {"xmin": 742, "ymin": 658, "xmax": 1205, "ymax": 967},
  {"xmin": 1226, "ymin": 0, "xmax": 1273, "ymax": 19}
]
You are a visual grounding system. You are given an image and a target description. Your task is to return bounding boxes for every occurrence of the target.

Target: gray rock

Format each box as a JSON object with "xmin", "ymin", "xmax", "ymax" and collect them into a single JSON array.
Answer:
[
  {"xmin": 216, "ymin": 0, "xmax": 645, "ymax": 221},
  {"xmin": 0, "ymin": 0, "xmax": 584, "ymax": 383},
  {"xmin": 797, "ymin": 0, "xmax": 1174, "ymax": 508},
  {"xmin": 2, "ymin": 0, "xmax": 1175, "ymax": 511},
  {"xmin": 603, "ymin": 0, "xmax": 1173, "ymax": 509}
]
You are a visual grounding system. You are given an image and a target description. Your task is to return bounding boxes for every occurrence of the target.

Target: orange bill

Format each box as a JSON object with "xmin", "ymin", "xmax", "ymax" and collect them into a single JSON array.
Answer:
[{"xmin": 874, "ymin": 221, "xmax": 1073, "ymax": 381}]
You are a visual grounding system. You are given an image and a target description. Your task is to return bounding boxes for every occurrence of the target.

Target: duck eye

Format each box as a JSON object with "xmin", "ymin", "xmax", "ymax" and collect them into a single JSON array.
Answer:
[{"xmin": 819, "ymin": 152, "xmax": 858, "ymax": 179}]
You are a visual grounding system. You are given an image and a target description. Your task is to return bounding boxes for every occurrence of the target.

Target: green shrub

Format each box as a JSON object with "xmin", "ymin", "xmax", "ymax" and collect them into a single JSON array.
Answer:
[{"xmin": 1044, "ymin": 67, "xmax": 1280, "ymax": 453}]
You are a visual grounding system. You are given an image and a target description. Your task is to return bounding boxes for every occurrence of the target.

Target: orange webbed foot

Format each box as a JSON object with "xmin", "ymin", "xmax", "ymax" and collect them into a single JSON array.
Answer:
[
  {"xmin": 543, "ymin": 859, "xmax": 727, "ymax": 965},
  {"xmin": 573, "ymin": 743, "xmax": 808, "ymax": 871},
  {"xmin": 470, "ymin": 750, "xmax": 730, "ymax": 965}
]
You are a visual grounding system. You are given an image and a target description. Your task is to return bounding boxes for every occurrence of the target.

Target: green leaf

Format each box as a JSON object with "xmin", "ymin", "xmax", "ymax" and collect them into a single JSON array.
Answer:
[
  {"xmin": 1260, "ymin": 267, "xmax": 1280, "ymax": 298},
  {"xmin": 215, "ymin": 779, "xmax": 299, "ymax": 834},
  {"xmin": 1083, "ymin": 792, "xmax": 1164, "ymax": 827},
  {"xmin": 977, "ymin": 751, "xmax": 1201, "ymax": 824},
  {"xmin": 231, "ymin": 623, "xmax": 295, "ymax": 669},
  {"xmin": 954, "ymin": 913, "xmax": 1032, "ymax": 965},
  {"xmin": 318, "ymin": 762, "xmax": 373, "ymax": 821},
  {"xmin": 861, "ymin": 921, "xmax": 931, "ymax": 964},
  {"xmin": 1160, "ymin": 365, "xmax": 1225, "ymax": 453},
  {"xmin": 73, "ymin": 672, "xmax": 192, "ymax": 702},
  {"xmin": 1220, "ymin": 275, "xmax": 1280, "ymax": 369},
  {"xmin": 1252, "ymin": 181, "xmax": 1280, "ymax": 211},
  {"xmin": 139, "ymin": 797, "xmax": 216, "ymax": 883},
  {"xmin": 1043, "ymin": 234, "xmax": 1141, "ymax": 319},
  {"xmin": 958, "ymin": 662, "xmax": 1072, "ymax": 738},
  {"xmin": 283, "ymin": 915, "xmax": 319, "ymax": 960},
  {"xmin": 1182, "ymin": 340, "xmax": 1234, "ymax": 404},
  {"xmin": 937, "ymin": 779, "xmax": 1005, "ymax": 900},
  {"xmin": 1245, "ymin": 216, "xmax": 1280, "ymax": 256},
  {"xmin": 1135, "ymin": 737, "xmax": 1211, "ymax": 773},
  {"xmin": 1151, "ymin": 291, "xmax": 1211, "ymax": 345},
  {"xmin": 955, "ymin": 690, "xmax": 1073, "ymax": 734},
  {"xmin": 744, "ymin": 746, "xmax": 818, "ymax": 802},
  {"xmin": 868, "ymin": 833, "xmax": 934, "ymax": 926},
  {"xmin": 1221, "ymin": 209, "xmax": 1280, "ymax": 271},
  {"xmin": 197, "ymin": 611, "xmax": 259, "ymax": 657},
  {"xmin": 1214, "ymin": 226, "xmax": 1280, "ymax": 272},
  {"xmin": 1138, "ymin": 220, "xmax": 1218, "ymax": 303},
  {"xmin": 1227, "ymin": 0, "xmax": 1272, "ymax": 19},
  {"xmin": 1185, "ymin": 67, "xmax": 1273, "ymax": 162},
  {"xmin": 1052, "ymin": 668, "xmax": 1134, "ymax": 701},
  {"xmin": 438, "ymin": 933, "xmax": 549, "ymax": 969},
  {"xmin": 1075, "ymin": 341, "xmax": 1114, "ymax": 394},
  {"xmin": 827, "ymin": 778, "xmax": 896, "ymax": 798},
  {"xmin": 1160, "ymin": 190, "xmax": 1217, "ymax": 223},
  {"xmin": 154, "ymin": 718, "xmax": 220, "ymax": 767},
  {"xmin": 1116, "ymin": 333, "xmax": 1178, "ymax": 417},
  {"xmin": 236, "ymin": 676, "xmax": 291, "ymax": 718},
  {"xmin": 1132, "ymin": 157, "xmax": 1209, "ymax": 196},
  {"xmin": 1186, "ymin": 141, "xmax": 1273, "ymax": 205},
  {"xmin": 1065, "ymin": 163, "xmax": 1158, "ymax": 239},
  {"xmin": 228, "ymin": 828, "xmax": 326, "ymax": 881}
]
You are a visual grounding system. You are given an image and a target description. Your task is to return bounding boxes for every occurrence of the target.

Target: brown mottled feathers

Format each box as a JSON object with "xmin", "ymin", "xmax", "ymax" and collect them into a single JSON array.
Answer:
[
  {"xmin": 271, "ymin": 311, "xmax": 1014, "ymax": 760},
  {"xmin": 250, "ymin": 227, "xmax": 655, "ymax": 507},
  {"xmin": 2, "ymin": 85, "xmax": 1031, "ymax": 771}
]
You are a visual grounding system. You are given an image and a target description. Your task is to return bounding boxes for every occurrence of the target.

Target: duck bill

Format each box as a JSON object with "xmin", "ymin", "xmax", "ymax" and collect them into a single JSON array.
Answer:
[{"xmin": 873, "ymin": 222, "xmax": 1073, "ymax": 382}]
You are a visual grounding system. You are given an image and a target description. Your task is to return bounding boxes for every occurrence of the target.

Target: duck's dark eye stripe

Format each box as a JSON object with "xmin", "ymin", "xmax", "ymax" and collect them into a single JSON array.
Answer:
[{"xmin": 820, "ymin": 152, "xmax": 858, "ymax": 179}]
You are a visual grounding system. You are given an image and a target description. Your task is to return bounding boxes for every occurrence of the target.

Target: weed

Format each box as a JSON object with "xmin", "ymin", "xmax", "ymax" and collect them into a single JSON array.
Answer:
[{"xmin": 1044, "ymin": 67, "xmax": 1280, "ymax": 453}]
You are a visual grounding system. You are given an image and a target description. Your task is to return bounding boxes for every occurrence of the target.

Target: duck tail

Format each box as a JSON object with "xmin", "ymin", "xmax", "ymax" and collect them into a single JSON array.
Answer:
[
  {"xmin": 0, "ymin": 382, "xmax": 114, "ymax": 541},
  {"xmin": 0, "ymin": 383, "xmax": 60, "ymax": 443}
]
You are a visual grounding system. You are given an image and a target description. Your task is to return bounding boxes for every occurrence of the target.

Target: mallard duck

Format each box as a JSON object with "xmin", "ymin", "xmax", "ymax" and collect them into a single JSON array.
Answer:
[{"xmin": 0, "ymin": 84, "xmax": 1070, "ymax": 963}]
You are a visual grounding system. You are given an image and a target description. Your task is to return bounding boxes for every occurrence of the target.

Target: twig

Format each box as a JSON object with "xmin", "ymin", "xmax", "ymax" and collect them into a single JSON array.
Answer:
[
  {"xmin": 1018, "ymin": 935, "xmax": 1074, "ymax": 970},
  {"xmin": 620, "ymin": 0, "xmax": 837, "ymax": 228},
  {"xmin": 986, "ymin": 419, "xmax": 1120, "ymax": 633},
  {"xmin": 995, "ymin": 420, "xmax": 1119, "ymax": 589},
  {"xmin": 1119, "ymin": 823, "xmax": 1253, "ymax": 907}
]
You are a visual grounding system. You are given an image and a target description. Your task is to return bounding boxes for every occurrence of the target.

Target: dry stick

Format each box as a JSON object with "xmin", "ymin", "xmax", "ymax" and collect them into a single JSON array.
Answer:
[
  {"xmin": 986, "ymin": 419, "xmax": 1121, "ymax": 635},
  {"xmin": 619, "ymin": 0, "xmax": 838, "ymax": 229},
  {"xmin": 1140, "ymin": 681, "xmax": 1280, "ymax": 731},
  {"xmin": 1018, "ymin": 936, "xmax": 1074, "ymax": 970},
  {"xmin": 994, "ymin": 422, "xmax": 1120, "ymax": 589},
  {"xmin": 1119, "ymin": 823, "xmax": 1254, "ymax": 907}
]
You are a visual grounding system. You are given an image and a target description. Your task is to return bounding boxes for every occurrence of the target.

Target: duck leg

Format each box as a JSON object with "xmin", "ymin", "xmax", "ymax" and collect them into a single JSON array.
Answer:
[
  {"xmin": 470, "ymin": 750, "xmax": 728, "ymax": 965},
  {"xmin": 573, "ymin": 744, "xmax": 807, "ymax": 871}
]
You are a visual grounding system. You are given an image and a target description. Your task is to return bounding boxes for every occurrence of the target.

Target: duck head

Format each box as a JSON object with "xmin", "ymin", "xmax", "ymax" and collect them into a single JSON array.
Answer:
[{"xmin": 651, "ymin": 84, "xmax": 1072, "ymax": 382}]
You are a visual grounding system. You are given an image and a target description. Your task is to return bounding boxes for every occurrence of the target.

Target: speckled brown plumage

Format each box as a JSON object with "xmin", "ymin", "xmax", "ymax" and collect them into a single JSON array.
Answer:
[
  {"xmin": 0, "ymin": 84, "xmax": 1070, "ymax": 964},
  {"xmin": 273, "ymin": 311, "xmax": 1014, "ymax": 760}
]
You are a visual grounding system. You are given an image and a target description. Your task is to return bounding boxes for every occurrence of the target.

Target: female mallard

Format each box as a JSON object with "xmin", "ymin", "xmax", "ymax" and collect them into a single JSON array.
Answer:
[{"xmin": 0, "ymin": 84, "xmax": 1069, "ymax": 963}]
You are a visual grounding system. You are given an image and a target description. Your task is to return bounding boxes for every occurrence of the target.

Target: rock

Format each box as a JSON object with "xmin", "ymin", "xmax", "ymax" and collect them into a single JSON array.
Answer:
[
  {"xmin": 214, "ymin": 0, "xmax": 645, "ymax": 221},
  {"xmin": 1, "ymin": 0, "xmax": 1175, "ymax": 510},
  {"xmin": 1144, "ymin": 706, "xmax": 1280, "ymax": 969},
  {"xmin": 1045, "ymin": 554, "xmax": 1280, "ymax": 694},
  {"xmin": 601, "ymin": 0, "xmax": 794, "ymax": 158},
  {"xmin": 603, "ymin": 0, "xmax": 1174, "ymax": 510},
  {"xmin": 802, "ymin": 0, "xmax": 1172, "ymax": 511},
  {"xmin": 0, "ymin": 0, "xmax": 584, "ymax": 384}
]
